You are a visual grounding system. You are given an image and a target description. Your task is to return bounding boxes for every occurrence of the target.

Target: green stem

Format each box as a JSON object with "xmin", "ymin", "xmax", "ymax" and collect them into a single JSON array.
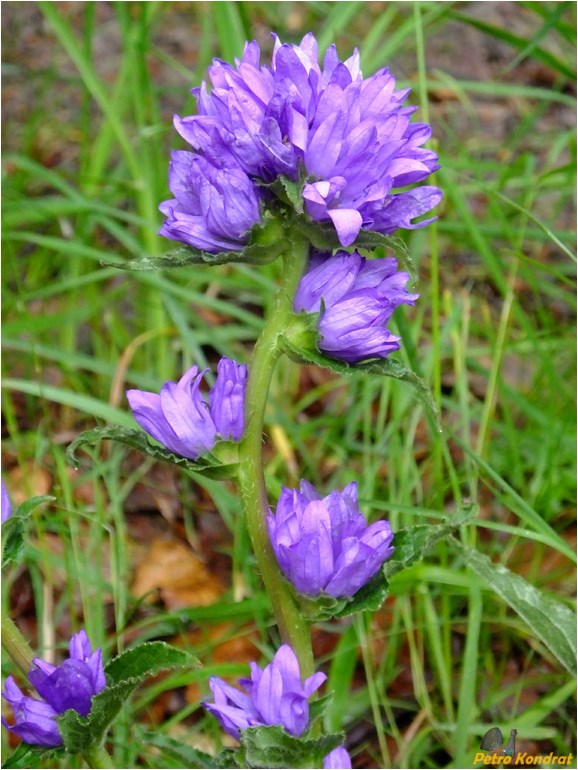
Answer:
[
  {"xmin": 83, "ymin": 745, "xmax": 115, "ymax": 769},
  {"xmin": 1, "ymin": 615, "xmax": 35, "ymax": 677},
  {"xmin": 238, "ymin": 235, "xmax": 314, "ymax": 679}
]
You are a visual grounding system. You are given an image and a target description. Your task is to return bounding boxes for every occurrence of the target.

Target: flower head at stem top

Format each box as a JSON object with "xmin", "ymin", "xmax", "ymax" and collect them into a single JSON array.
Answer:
[
  {"xmin": 268, "ymin": 480, "xmax": 394, "ymax": 598},
  {"xmin": 294, "ymin": 249, "xmax": 418, "ymax": 364},
  {"xmin": 1, "ymin": 630, "xmax": 106, "ymax": 748},
  {"xmin": 126, "ymin": 357, "xmax": 247, "ymax": 460},
  {"xmin": 203, "ymin": 644, "xmax": 326, "ymax": 740},
  {"xmin": 168, "ymin": 32, "xmax": 441, "ymax": 249}
]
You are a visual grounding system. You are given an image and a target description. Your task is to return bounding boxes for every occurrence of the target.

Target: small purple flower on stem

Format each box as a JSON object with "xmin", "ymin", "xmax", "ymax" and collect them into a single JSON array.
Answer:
[
  {"xmin": 1, "ymin": 630, "xmax": 106, "ymax": 748},
  {"xmin": 203, "ymin": 644, "xmax": 326, "ymax": 739},
  {"xmin": 324, "ymin": 746, "xmax": 352, "ymax": 768},
  {"xmin": 295, "ymin": 250, "xmax": 418, "ymax": 364},
  {"xmin": 159, "ymin": 151, "xmax": 262, "ymax": 253},
  {"xmin": 209, "ymin": 357, "xmax": 247, "ymax": 442},
  {"xmin": 268, "ymin": 480, "xmax": 394, "ymax": 598},
  {"xmin": 1, "ymin": 479, "xmax": 12, "ymax": 523},
  {"xmin": 172, "ymin": 33, "xmax": 441, "ymax": 248},
  {"xmin": 126, "ymin": 357, "xmax": 247, "ymax": 460}
]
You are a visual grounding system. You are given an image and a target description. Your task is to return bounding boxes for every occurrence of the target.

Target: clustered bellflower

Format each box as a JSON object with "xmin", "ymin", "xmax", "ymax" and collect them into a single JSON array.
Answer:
[
  {"xmin": 268, "ymin": 480, "xmax": 394, "ymax": 598},
  {"xmin": 1, "ymin": 631, "xmax": 106, "ymax": 748},
  {"xmin": 127, "ymin": 357, "xmax": 247, "ymax": 461},
  {"xmin": 161, "ymin": 32, "xmax": 441, "ymax": 250},
  {"xmin": 295, "ymin": 249, "xmax": 418, "ymax": 363},
  {"xmin": 203, "ymin": 644, "xmax": 326, "ymax": 739}
]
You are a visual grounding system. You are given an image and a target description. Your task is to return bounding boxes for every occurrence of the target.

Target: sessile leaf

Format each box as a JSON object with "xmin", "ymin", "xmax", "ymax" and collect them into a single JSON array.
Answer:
[
  {"xmin": 66, "ymin": 426, "xmax": 238, "ymax": 479},
  {"xmin": 238, "ymin": 725, "xmax": 344, "ymax": 769}
]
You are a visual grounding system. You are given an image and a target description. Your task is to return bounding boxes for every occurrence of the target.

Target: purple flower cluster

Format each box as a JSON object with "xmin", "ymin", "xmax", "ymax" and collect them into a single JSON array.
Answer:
[
  {"xmin": 295, "ymin": 249, "xmax": 418, "ymax": 363},
  {"xmin": 204, "ymin": 644, "xmax": 326, "ymax": 739},
  {"xmin": 161, "ymin": 32, "xmax": 441, "ymax": 251},
  {"xmin": 268, "ymin": 480, "xmax": 394, "ymax": 598},
  {"xmin": 1, "ymin": 631, "xmax": 106, "ymax": 748},
  {"xmin": 127, "ymin": 357, "xmax": 247, "ymax": 460}
]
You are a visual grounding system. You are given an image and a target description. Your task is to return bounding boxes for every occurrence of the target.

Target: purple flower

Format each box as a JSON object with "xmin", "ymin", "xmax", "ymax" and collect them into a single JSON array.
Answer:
[
  {"xmin": 294, "ymin": 250, "xmax": 418, "ymax": 364},
  {"xmin": 1, "ymin": 479, "xmax": 11, "ymax": 523},
  {"xmin": 268, "ymin": 480, "xmax": 394, "ymax": 598},
  {"xmin": 203, "ymin": 644, "xmax": 326, "ymax": 740},
  {"xmin": 209, "ymin": 357, "xmax": 246, "ymax": 442},
  {"xmin": 126, "ymin": 357, "xmax": 247, "ymax": 460},
  {"xmin": 324, "ymin": 746, "xmax": 352, "ymax": 768},
  {"xmin": 159, "ymin": 151, "xmax": 262, "ymax": 252},
  {"xmin": 1, "ymin": 630, "xmax": 106, "ymax": 748},
  {"xmin": 173, "ymin": 33, "xmax": 441, "ymax": 247}
]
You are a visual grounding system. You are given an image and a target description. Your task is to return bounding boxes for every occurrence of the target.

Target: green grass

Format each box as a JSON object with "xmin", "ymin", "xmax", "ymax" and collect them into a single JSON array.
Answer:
[{"xmin": 2, "ymin": 2, "xmax": 576, "ymax": 768}]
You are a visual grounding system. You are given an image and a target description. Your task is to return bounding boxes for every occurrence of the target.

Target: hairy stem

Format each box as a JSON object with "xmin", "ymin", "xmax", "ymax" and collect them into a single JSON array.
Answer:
[
  {"xmin": 1, "ymin": 615, "xmax": 35, "ymax": 677},
  {"xmin": 83, "ymin": 745, "xmax": 115, "ymax": 769},
  {"xmin": 238, "ymin": 236, "xmax": 314, "ymax": 678}
]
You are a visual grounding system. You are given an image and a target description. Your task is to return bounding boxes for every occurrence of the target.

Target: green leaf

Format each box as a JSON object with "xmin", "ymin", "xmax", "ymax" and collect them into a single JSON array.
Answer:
[
  {"xmin": 2, "ymin": 516, "xmax": 26, "ymax": 569},
  {"xmin": 2, "ymin": 497, "xmax": 55, "ymax": 569},
  {"xmin": 66, "ymin": 426, "xmax": 238, "ymax": 479},
  {"xmin": 307, "ymin": 693, "xmax": 334, "ymax": 726},
  {"xmin": 107, "ymin": 216, "xmax": 287, "ymax": 271},
  {"xmin": 1, "ymin": 743, "xmax": 64, "ymax": 768},
  {"xmin": 58, "ymin": 642, "xmax": 199, "ymax": 753},
  {"xmin": 238, "ymin": 725, "xmax": 344, "ymax": 769},
  {"xmin": 13, "ymin": 496, "xmax": 56, "ymax": 517},
  {"xmin": 136, "ymin": 729, "xmax": 219, "ymax": 769},
  {"xmin": 455, "ymin": 542, "xmax": 577, "ymax": 676},
  {"xmin": 383, "ymin": 504, "xmax": 478, "ymax": 582},
  {"xmin": 213, "ymin": 750, "xmax": 241, "ymax": 769},
  {"xmin": 104, "ymin": 640, "xmax": 199, "ymax": 683},
  {"xmin": 281, "ymin": 332, "xmax": 441, "ymax": 431}
]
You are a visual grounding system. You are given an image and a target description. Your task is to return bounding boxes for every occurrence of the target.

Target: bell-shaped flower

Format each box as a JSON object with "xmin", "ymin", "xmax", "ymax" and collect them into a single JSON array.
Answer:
[
  {"xmin": 209, "ymin": 357, "xmax": 247, "ymax": 442},
  {"xmin": 159, "ymin": 151, "xmax": 262, "ymax": 253},
  {"xmin": 126, "ymin": 357, "xmax": 247, "ymax": 461},
  {"xmin": 268, "ymin": 480, "xmax": 394, "ymax": 598},
  {"xmin": 324, "ymin": 746, "xmax": 352, "ymax": 768},
  {"xmin": 294, "ymin": 250, "xmax": 418, "ymax": 364},
  {"xmin": 172, "ymin": 33, "xmax": 441, "ymax": 248},
  {"xmin": 1, "ymin": 630, "xmax": 106, "ymax": 748},
  {"xmin": 203, "ymin": 644, "xmax": 326, "ymax": 740}
]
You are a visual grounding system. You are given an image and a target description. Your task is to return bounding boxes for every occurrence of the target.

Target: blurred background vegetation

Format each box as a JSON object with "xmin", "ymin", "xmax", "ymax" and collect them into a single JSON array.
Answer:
[{"xmin": 2, "ymin": 2, "xmax": 576, "ymax": 768}]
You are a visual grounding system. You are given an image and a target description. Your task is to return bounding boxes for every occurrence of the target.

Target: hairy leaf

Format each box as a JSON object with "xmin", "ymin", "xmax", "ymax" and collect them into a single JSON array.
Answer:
[
  {"xmin": 2, "ymin": 497, "xmax": 55, "ymax": 568},
  {"xmin": 455, "ymin": 542, "xmax": 577, "ymax": 676},
  {"xmin": 1, "ymin": 743, "xmax": 64, "ymax": 769},
  {"xmin": 66, "ymin": 426, "xmax": 238, "ymax": 479},
  {"xmin": 281, "ymin": 334, "xmax": 441, "ymax": 431},
  {"xmin": 107, "ymin": 216, "xmax": 287, "ymax": 271},
  {"xmin": 239, "ymin": 725, "xmax": 344, "ymax": 769}
]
